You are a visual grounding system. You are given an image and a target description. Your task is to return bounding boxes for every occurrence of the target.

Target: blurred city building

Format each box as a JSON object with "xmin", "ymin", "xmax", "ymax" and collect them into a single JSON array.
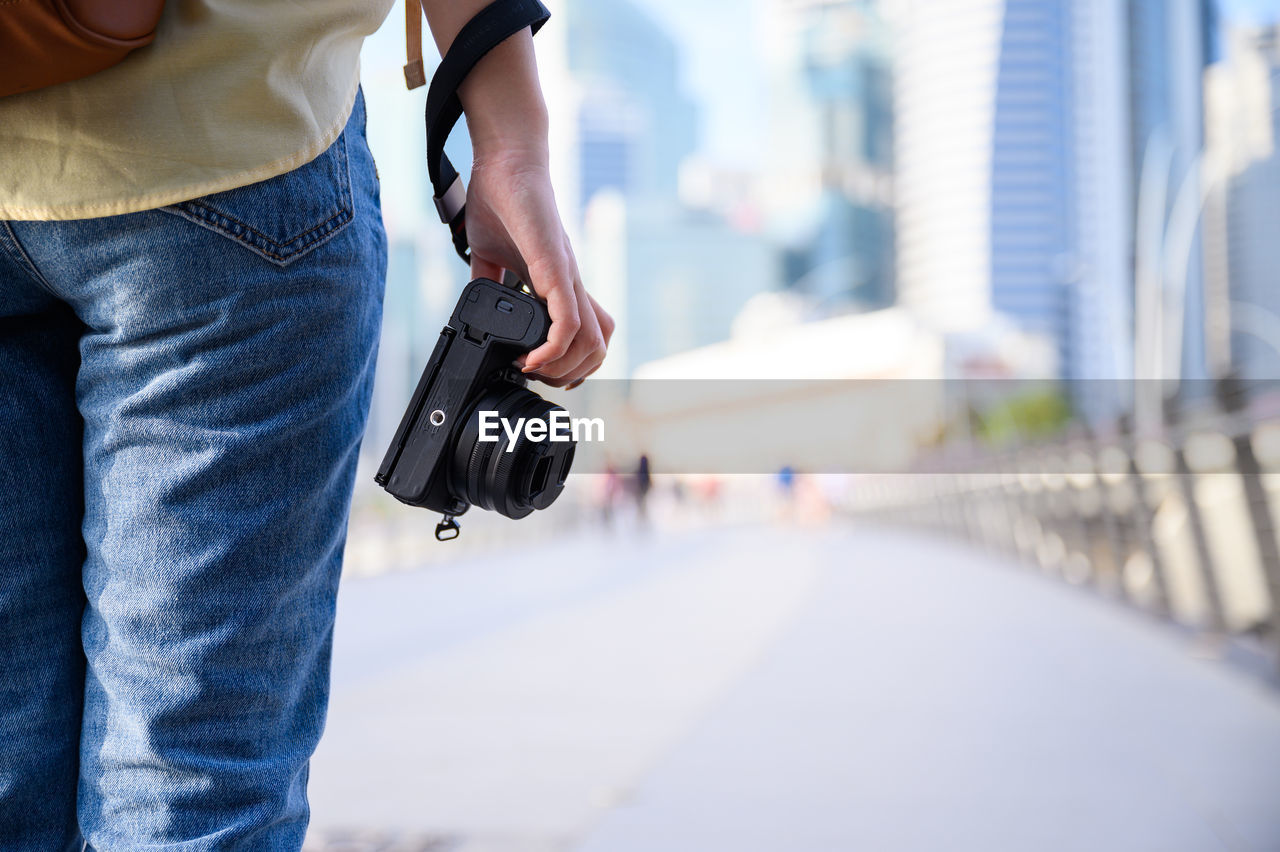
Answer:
[
  {"xmin": 760, "ymin": 0, "xmax": 896, "ymax": 310},
  {"xmin": 891, "ymin": 0, "xmax": 1075, "ymax": 394},
  {"xmin": 350, "ymin": 0, "xmax": 1271, "ymax": 469},
  {"xmin": 542, "ymin": 0, "xmax": 697, "ymax": 216},
  {"xmin": 631, "ymin": 305, "xmax": 946, "ymax": 474},
  {"xmin": 583, "ymin": 192, "xmax": 778, "ymax": 373},
  {"xmin": 539, "ymin": 0, "xmax": 779, "ymax": 377},
  {"xmin": 892, "ymin": 0, "xmax": 1004, "ymax": 337},
  {"xmin": 893, "ymin": 0, "xmax": 1217, "ymax": 422},
  {"xmin": 1068, "ymin": 0, "xmax": 1134, "ymax": 399},
  {"xmin": 1204, "ymin": 24, "xmax": 1280, "ymax": 384},
  {"xmin": 1127, "ymin": 0, "xmax": 1218, "ymax": 390},
  {"xmin": 624, "ymin": 288, "xmax": 1056, "ymax": 473},
  {"xmin": 988, "ymin": 1, "xmax": 1074, "ymax": 374}
]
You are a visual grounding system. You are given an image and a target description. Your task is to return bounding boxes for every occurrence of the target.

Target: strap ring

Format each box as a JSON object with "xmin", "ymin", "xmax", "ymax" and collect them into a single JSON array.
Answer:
[{"xmin": 433, "ymin": 175, "xmax": 468, "ymax": 224}]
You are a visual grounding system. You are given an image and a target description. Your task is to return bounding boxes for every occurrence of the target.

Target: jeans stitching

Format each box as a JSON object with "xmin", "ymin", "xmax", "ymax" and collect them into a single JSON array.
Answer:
[
  {"xmin": 164, "ymin": 204, "xmax": 353, "ymax": 264},
  {"xmin": 179, "ymin": 132, "xmax": 350, "ymax": 252},
  {"xmin": 159, "ymin": 132, "xmax": 354, "ymax": 267},
  {"xmin": 180, "ymin": 198, "xmax": 348, "ymax": 251},
  {"xmin": 0, "ymin": 222, "xmax": 61, "ymax": 298}
]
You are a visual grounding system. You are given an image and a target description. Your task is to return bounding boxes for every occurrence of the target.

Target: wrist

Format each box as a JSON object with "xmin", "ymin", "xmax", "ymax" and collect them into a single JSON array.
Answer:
[
  {"xmin": 459, "ymin": 30, "xmax": 550, "ymax": 154},
  {"xmin": 468, "ymin": 106, "xmax": 550, "ymax": 163}
]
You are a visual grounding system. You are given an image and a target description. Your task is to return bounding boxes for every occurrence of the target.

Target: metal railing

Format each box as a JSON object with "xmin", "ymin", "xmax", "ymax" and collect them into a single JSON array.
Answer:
[{"xmin": 845, "ymin": 394, "xmax": 1280, "ymax": 677}]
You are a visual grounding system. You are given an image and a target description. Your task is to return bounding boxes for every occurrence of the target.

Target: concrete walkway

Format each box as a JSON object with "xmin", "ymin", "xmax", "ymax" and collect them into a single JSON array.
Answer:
[{"xmin": 304, "ymin": 526, "xmax": 1280, "ymax": 852}]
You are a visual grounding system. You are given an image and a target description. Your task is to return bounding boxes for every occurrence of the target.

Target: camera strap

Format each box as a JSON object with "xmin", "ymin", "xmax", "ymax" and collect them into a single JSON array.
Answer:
[{"xmin": 404, "ymin": 0, "xmax": 552, "ymax": 264}]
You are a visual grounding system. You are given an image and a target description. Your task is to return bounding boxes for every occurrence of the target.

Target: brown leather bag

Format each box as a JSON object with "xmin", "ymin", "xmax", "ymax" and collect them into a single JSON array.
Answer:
[{"xmin": 0, "ymin": 0, "xmax": 166, "ymax": 98}]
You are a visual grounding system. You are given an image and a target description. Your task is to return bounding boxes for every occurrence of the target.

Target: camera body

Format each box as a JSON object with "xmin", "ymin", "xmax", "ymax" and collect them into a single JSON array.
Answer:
[{"xmin": 376, "ymin": 278, "xmax": 575, "ymax": 534}]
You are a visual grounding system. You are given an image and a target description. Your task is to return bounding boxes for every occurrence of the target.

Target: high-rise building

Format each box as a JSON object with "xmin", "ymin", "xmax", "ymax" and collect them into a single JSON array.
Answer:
[
  {"xmin": 1204, "ymin": 26, "xmax": 1280, "ymax": 383},
  {"xmin": 893, "ymin": 0, "xmax": 1006, "ymax": 335},
  {"xmin": 584, "ymin": 193, "xmax": 780, "ymax": 374},
  {"xmin": 540, "ymin": 0, "xmax": 698, "ymax": 224},
  {"xmin": 987, "ymin": 0, "xmax": 1073, "ymax": 369},
  {"xmin": 1068, "ymin": 0, "xmax": 1134, "ymax": 396},
  {"xmin": 762, "ymin": 0, "xmax": 896, "ymax": 309},
  {"xmin": 538, "ymin": 0, "xmax": 778, "ymax": 376},
  {"xmin": 893, "ymin": 0, "xmax": 1214, "ymax": 411}
]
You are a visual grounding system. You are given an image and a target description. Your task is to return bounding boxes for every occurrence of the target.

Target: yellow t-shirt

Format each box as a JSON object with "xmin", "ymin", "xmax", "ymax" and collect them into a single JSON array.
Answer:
[{"xmin": 0, "ymin": 0, "xmax": 396, "ymax": 221}]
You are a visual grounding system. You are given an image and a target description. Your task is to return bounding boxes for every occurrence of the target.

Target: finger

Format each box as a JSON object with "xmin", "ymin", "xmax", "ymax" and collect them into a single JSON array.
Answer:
[
  {"xmin": 554, "ymin": 352, "xmax": 606, "ymax": 389},
  {"xmin": 533, "ymin": 281, "xmax": 599, "ymax": 379},
  {"xmin": 537, "ymin": 345, "xmax": 604, "ymax": 387},
  {"xmin": 546, "ymin": 298, "xmax": 611, "ymax": 387},
  {"xmin": 587, "ymin": 292, "xmax": 615, "ymax": 345},
  {"xmin": 551, "ymin": 331, "xmax": 608, "ymax": 387},
  {"xmin": 531, "ymin": 283, "xmax": 603, "ymax": 381},
  {"xmin": 523, "ymin": 252, "xmax": 581, "ymax": 372}
]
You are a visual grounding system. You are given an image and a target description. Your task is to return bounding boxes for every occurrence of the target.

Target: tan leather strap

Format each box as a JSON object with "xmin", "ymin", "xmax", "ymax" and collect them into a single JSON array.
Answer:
[{"xmin": 404, "ymin": 0, "xmax": 426, "ymax": 89}]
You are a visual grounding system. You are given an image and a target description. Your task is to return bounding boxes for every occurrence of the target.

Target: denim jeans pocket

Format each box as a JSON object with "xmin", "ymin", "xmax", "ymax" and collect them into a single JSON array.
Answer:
[{"xmin": 163, "ymin": 130, "xmax": 354, "ymax": 267}]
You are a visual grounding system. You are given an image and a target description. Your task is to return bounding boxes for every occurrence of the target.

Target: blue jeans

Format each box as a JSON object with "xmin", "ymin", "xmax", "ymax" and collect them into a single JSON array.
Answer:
[{"xmin": 0, "ymin": 92, "xmax": 386, "ymax": 850}]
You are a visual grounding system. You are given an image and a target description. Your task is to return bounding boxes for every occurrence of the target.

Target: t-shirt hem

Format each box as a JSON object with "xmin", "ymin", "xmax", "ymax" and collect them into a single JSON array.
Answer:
[{"xmin": 0, "ymin": 80, "xmax": 359, "ymax": 222}]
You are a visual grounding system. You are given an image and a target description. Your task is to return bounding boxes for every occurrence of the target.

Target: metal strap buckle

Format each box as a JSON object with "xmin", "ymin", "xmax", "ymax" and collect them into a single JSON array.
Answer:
[{"xmin": 433, "ymin": 176, "xmax": 467, "ymax": 224}]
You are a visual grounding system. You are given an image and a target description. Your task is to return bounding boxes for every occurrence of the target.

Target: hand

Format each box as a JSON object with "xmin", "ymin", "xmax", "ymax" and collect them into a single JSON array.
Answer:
[
  {"xmin": 464, "ymin": 144, "xmax": 613, "ymax": 388},
  {"xmin": 439, "ymin": 26, "xmax": 612, "ymax": 389}
]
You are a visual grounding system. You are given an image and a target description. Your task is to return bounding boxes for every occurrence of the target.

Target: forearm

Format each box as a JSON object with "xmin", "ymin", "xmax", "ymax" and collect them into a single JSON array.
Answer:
[
  {"xmin": 417, "ymin": 1, "xmax": 612, "ymax": 380},
  {"xmin": 419, "ymin": 0, "xmax": 549, "ymax": 152}
]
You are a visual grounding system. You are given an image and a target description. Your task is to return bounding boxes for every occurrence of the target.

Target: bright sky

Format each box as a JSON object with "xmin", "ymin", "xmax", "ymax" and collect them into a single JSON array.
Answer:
[
  {"xmin": 640, "ymin": 0, "xmax": 1280, "ymax": 172},
  {"xmin": 1218, "ymin": 0, "xmax": 1280, "ymax": 22}
]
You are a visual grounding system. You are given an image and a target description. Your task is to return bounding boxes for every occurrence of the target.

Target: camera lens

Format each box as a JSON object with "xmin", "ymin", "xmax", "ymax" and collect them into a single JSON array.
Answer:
[{"xmin": 449, "ymin": 383, "xmax": 576, "ymax": 519}]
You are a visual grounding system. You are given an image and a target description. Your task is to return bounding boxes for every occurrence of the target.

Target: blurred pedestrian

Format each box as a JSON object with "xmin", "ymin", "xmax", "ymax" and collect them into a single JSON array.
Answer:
[
  {"xmin": 634, "ymin": 453, "xmax": 653, "ymax": 527},
  {"xmin": 597, "ymin": 462, "xmax": 623, "ymax": 529},
  {"xmin": 777, "ymin": 464, "xmax": 797, "ymax": 498}
]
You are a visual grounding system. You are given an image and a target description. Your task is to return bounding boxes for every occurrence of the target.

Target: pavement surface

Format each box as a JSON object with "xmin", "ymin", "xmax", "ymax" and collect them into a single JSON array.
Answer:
[{"xmin": 303, "ymin": 524, "xmax": 1280, "ymax": 852}]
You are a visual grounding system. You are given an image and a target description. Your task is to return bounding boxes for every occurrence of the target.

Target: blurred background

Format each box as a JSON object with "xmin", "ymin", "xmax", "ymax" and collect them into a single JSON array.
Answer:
[{"xmin": 306, "ymin": 1, "xmax": 1280, "ymax": 849}]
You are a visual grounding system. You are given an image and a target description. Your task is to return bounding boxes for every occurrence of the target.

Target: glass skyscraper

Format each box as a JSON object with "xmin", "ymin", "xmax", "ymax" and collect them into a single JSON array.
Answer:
[
  {"xmin": 988, "ymin": 0, "xmax": 1073, "ymax": 371},
  {"xmin": 769, "ymin": 0, "xmax": 897, "ymax": 310},
  {"xmin": 1126, "ymin": 0, "xmax": 1218, "ymax": 387},
  {"xmin": 895, "ymin": 0, "xmax": 1216, "ymax": 411}
]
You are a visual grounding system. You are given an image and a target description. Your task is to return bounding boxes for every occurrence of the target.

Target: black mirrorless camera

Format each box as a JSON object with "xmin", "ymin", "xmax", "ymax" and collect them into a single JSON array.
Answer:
[{"xmin": 376, "ymin": 278, "xmax": 576, "ymax": 540}]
